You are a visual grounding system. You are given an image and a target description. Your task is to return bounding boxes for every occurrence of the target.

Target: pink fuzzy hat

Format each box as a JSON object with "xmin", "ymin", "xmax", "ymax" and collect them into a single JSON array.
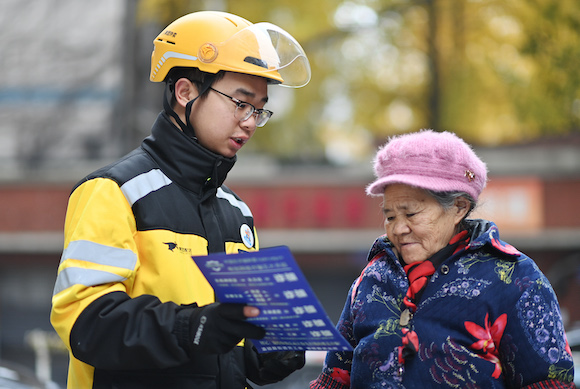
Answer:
[{"xmin": 366, "ymin": 130, "xmax": 487, "ymax": 201}]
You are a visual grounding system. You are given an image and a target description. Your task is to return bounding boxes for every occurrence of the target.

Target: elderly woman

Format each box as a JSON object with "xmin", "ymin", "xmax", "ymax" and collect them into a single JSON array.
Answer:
[{"xmin": 310, "ymin": 130, "xmax": 575, "ymax": 388}]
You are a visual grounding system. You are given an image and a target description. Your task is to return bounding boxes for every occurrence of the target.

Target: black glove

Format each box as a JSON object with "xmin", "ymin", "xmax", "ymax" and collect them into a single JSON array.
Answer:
[
  {"xmin": 245, "ymin": 340, "xmax": 306, "ymax": 385},
  {"xmin": 188, "ymin": 302, "xmax": 265, "ymax": 354},
  {"xmin": 258, "ymin": 350, "xmax": 306, "ymax": 382}
]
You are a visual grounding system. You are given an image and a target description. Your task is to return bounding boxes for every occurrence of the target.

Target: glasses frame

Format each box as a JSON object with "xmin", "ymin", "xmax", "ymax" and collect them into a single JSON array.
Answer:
[{"xmin": 209, "ymin": 88, "xmax": 273, "ymax": 127}]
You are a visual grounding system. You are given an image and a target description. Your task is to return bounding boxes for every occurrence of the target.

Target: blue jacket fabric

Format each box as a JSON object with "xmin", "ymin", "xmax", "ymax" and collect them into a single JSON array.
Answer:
[{"xmin": 311, "ymin": 220, "xmax": 575, "ymax": 388}]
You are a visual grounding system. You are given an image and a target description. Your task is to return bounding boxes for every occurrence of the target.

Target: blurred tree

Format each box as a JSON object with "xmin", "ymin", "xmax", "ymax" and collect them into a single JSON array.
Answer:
[
  {"xmin": 132, "ymin": 0, "xmax": 580, "ymax": 164},
  {"xmin": 515, "ymin": 0, "xmax": 580, "ymax": 138},
  {"xmin": 436, "ymin": 0, "xmax": 580, "ymax": 144}
]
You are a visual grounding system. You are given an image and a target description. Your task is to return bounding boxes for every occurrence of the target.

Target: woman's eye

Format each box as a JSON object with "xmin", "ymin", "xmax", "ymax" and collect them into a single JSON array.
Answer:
[{"xmin": 406, "ymin": 213, "xmax": 416, "ymax": 218}]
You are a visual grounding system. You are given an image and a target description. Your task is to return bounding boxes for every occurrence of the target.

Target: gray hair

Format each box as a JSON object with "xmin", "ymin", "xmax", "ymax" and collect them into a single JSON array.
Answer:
[{"xmin": 424, "ymin": 189, "xmax": 477, "ymax": 219}]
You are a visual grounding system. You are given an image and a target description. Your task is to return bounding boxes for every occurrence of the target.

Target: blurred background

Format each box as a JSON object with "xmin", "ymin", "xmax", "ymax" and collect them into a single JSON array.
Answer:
[{"xmin": 0, "ymin": 0, "xmax": 579, "ymax": 387}]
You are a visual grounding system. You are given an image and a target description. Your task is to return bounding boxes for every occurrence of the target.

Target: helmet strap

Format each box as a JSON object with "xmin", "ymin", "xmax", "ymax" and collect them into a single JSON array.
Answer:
[
  {"xmin": 163, "ymin": 80, "xmax": 193, "ymax": 138},
  {"xmin": 163, "ymin": 75, "xmax": 216, "ymax": 140}
]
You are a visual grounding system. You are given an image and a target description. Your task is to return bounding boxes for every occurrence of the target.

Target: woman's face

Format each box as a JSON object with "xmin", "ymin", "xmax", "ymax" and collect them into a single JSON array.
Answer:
[{"xmin": 382, "ymin": 184, "xmax": 467, "ymax": 265}]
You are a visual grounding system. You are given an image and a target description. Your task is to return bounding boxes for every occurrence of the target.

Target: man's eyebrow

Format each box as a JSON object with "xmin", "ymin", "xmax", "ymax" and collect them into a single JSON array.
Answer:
[{"xmin": 234, "ymin": 87, "xmax": 269, "ymax": 104}]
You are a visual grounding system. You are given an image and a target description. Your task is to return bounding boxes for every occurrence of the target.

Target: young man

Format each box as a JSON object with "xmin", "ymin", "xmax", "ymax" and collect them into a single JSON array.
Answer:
[{"xmin": 50, "ymin": 11, "xmax": 311, "ymax": 388}]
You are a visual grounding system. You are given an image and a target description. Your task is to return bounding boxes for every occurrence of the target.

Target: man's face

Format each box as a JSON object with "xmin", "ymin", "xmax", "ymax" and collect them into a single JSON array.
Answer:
[{"xmin": 189, "ymin": 72, "xmax": 269, "ymax": 158}]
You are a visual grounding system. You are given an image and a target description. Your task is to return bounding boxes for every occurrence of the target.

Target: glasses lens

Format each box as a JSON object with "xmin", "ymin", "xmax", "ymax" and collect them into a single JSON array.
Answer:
[
  {"xmin": 255, "ymin": 111, "xmax": 271, "ymax": 127},
  {"xmin": 235, "ymin": 104, "xmax": 254, "ymax": 122}
]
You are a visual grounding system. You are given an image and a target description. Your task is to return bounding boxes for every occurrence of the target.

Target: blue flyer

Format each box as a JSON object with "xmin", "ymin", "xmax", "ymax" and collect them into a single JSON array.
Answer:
[{"xmin": 192, "ymin": 246, "xmax": 352, "ymax": 353}]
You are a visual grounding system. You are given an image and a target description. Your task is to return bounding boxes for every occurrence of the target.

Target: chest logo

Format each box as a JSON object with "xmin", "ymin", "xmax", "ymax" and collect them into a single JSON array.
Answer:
[
  {"xmin": 163, "ymin": 241, "xmax": 192, "ymax": 254},
  {"xmin": 240, "ymin": 224, "xmax": 254, "ymax": 248},
  {"xmin": 164, "ymin": 242, "xmax": 177, "ymax": 251}
]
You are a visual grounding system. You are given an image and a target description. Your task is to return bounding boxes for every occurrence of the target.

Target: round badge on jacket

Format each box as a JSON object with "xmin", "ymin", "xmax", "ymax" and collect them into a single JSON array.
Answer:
[{"xmin": 240, "ymin": 224, "xmax": 254, "ymax": 248}]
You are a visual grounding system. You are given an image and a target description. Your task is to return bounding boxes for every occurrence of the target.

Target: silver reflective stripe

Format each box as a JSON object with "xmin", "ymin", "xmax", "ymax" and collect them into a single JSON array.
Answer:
[
  {"xmin": 120, "ymin": 169, "xmax": 172, "ymax": 206},
  {"xmin": 216, "ymin": 187, "xmax": 252, "ymax": 217},
  {"xmin": 61, "ymin": 240, "xmax": 137, "ymax": 269},
  {"xmin": 53, "ymin": 268, "xmax": 127, "ymax": 296},
  {"xmin": 152, "ymin": 51, "xmax": 198, "ymax": 79},
  {"xmin": 53, "ymin": 240, "xmax": 137, "ymax": 295},
  {"xmin": 162, "ymin": 51, "xmax": 198, "ymax": 62}
]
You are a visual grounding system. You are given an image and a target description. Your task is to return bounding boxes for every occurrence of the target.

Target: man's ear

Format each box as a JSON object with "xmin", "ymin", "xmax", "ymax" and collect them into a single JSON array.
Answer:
[{"xmin": 173, "ymin": 78, "xmax": 198, "ymax": 109}]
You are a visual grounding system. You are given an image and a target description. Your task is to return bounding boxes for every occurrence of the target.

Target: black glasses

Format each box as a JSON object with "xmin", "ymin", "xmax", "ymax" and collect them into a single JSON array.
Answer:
[{"xmin": 210, "ymin": 88, "xmax": 273, "ymax": 127}]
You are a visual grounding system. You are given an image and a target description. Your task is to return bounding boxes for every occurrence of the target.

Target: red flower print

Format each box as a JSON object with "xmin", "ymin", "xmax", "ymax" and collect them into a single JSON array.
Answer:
[
  {"xmin": 330, "ymin": 367, "xmax": 351, "ymax": 385},
  {"xmin": 464, "ymin": 313, "xmax": 507, "ymax": 379}
]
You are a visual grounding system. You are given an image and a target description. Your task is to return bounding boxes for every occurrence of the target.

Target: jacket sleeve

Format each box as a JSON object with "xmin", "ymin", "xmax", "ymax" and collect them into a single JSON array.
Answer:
[
  {"xmin": 498, "ymin": 259, "xmax": 575, "ymax": 387},
  {"xmin": 310, "ymin": 283, "xmax": 356, "ymax": 389},
  {"xmin": 71, "ymin": 291, "xmax": 191, "ymax": 369},
  {"xmin": 50, "ymin": 177, "xmax": 191, "ymax": 369}
]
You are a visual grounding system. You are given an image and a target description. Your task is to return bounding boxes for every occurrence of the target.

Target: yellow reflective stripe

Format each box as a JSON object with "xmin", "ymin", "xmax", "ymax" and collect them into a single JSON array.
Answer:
[
  {"xmin": 120, "ymin": 169, "xmax": 172, "ymax": 206},
  {"xmin": 53, "ymin": 240, "xmax": 137, "ymax": 295},
  {"xmin": 216, "ymin": 187, "xmax": 252, "ymax": 217}
]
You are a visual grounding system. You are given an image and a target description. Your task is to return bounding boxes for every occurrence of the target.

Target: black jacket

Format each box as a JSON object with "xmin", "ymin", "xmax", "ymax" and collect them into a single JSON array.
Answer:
[{"xmin": 52, "ymin": 112, "xmax": 269, "ymax": 388}]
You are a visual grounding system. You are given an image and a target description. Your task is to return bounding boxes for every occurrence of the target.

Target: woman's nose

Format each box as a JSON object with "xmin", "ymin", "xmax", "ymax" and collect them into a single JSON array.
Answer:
[{"xmin": 391, "ymin": 219, "xmax": 410, "ymax": 235}]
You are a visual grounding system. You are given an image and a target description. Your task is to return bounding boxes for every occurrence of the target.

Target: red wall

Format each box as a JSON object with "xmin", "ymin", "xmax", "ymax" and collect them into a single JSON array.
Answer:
[
  {"xmin": 1, "ymin": 176, "xmax": 579, "ymax": 233},
  {"xmin": 543, "ymin": 179, "xmax": 580, "ymax": 228},
  {"xmin": 0, "ymin": 185, "xmax": 69, "ymax": 232}
]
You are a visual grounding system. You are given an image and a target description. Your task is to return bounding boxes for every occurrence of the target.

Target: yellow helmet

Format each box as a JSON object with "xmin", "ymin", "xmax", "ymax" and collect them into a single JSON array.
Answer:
[{"xmin": 150, "ymin": 11, "xmax": 310, "ymax": 88}]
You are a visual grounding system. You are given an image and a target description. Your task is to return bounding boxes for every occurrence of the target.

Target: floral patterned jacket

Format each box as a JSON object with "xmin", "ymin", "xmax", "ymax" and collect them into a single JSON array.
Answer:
[{"xmin": 311, "ymin": 220, "xmax": 575, "ymax": 389}]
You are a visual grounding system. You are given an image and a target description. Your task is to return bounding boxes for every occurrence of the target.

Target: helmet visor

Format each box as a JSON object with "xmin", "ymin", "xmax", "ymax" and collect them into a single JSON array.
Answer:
[{"xmin": 216, "ymin": 22, "xmax": 311, "ymax": 88}]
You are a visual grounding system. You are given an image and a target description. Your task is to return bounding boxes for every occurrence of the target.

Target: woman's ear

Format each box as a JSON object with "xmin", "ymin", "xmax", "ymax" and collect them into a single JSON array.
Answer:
[
  {"xmin": 454, "ymin": 197, "xmax": 471, "ymax": 223},
  {"xmin": 173, "ymin": 78, "xmax": 198, "ymax": 109}
]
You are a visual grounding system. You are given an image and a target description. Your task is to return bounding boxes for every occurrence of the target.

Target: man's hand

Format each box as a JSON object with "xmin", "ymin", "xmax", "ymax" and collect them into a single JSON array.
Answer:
[
  {"xmin": 188, "ymin": 302, "xmax": 265, "ymax": 354},
  {"xmin": 244, "ymin": 340, "xmax": 306, "ymax": 385},
  {"xmin": 258, "ymin": 350, "xmax": 306, "ymax": 382}
]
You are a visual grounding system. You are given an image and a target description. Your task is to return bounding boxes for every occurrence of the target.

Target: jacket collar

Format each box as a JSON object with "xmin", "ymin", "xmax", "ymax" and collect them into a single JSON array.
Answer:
[
  {"xmin": 141, "ymin": 112, "xmax": 236, "ymax": 198},
  {"xmin": 464, "ymin": 219, "xmax": 521, "ymax": 258}
]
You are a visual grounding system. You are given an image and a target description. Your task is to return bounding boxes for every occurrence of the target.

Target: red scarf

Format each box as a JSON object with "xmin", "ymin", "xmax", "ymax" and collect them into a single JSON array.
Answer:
[{"xmin": 398, "ymin": 230, "xmax": 470, "ymax": 365}]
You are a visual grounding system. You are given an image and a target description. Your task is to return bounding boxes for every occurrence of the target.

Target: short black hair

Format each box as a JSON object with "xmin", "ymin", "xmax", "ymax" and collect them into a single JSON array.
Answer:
[{"xmin": 165, "ymin": 67, "xmax": 226, "ymax": 107}]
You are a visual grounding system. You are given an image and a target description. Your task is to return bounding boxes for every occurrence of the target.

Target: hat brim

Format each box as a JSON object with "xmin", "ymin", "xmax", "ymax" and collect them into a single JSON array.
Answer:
[{"xmin": 366, "ymin": 174, "xmax": 479, "ymax": 201}]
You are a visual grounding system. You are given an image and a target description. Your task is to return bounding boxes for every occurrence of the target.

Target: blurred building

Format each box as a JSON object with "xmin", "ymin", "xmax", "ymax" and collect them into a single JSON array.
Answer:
[
  {"xmin": 1, "ymin": 1, "xmax": 579, "ymax": 388},
  {"xmin": 1, "ymin": 143, "xmax": 580, "ymax": 387}
]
